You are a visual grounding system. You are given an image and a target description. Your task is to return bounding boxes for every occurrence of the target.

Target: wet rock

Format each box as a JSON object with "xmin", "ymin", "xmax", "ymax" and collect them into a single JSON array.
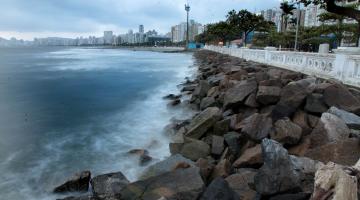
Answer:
[
  {"xmin": 121, "ymin": 168, "xmax": 205, "ymax": 200},
  {"xmin": 271, "ymin": 118, "xmax": 302, "ymax": 145},
  {"xmin": 180, "ymin": 138, "xmax": 210, "ymax": 161},
  {"xmin": 224, "ymin": 132, "xmax": 244, "ymax": 157},
  {"xmin": 213, "ymin": 119, "xmax": 230, "ymax": 136},
  {"xmin": 193, "ymin": 80, "xmax": 211, "ymax": 98},
  {"xmin": 323, "ymin": 82, "xmax": 360, "ymax": 114},
  {"xmin": 233, "ymin": 144, "xmax": 263, "ymax": 168},
  {"xmin": 305, "ymin": 138, "xmax": 360, "ymax": 166},
  {"xmin": 254, "ymin": 139, "xmax": 302, "ymax": 196},
  {"xmin": 256, "ymin": 86, "xmax": 281, "ymax": 105},
  {"xmin": 163, "ymin": 94, "xmax": 181, "ymax": 100},
  {"xmin": 328, "ymin": 106, "xmax": 360, "ymax": 130},
  {"xmin": 168, "ymin": 99, "xmax": 181, "ymax": 106},
  {"xmin": 181, "ymin": 84, "xmax": 197, "ymax": 92},
  {"xmin": 309, "ymin": 112, "xmax": 350, "ymax": 148},
  {"xmin": 141, "ymin": 154, "xmax": 195, "ymax": 179},
  {"xmin": 225, "ymin": 168, "xmax": 257, "ymax": 200},
  {"xmin": 200, "ymin": 177, "xmax": 239, "ymax": 200},
  {"xmin": 209, "ymin": 159, "xmax": 231, "ymax": 181},
  {"xmin": 223, "ymin": 80, "xmax": 257, "ymax": 109},
  {"xmin": 185, "ymin": 107, "xmax": 222, "ymax": 139},
  {"xmin": 53, "ymin": 171, "xmax": 91, "ymax": 193},
  {"xmin": 200, "ymin": 96, "xmax": 216, "ymax": 110},
  {"xmin": 236, "ymin": 113, "xmax": 272, "ymax": 141},
  {"xmin": 305, "ymin": 93, "xmax": 328, "ymax": 114},
  {"xmin": 211, "ymin": 135, "xmax": 224, "ymax": 156},
  {"xmin": 244, "ymin": 93, "xmax": 259, "ymax": 108},
  {"xmin": 310, "ymin": 162, "xmax": 358, "ymax": 200},
  {"xmin": 90, "ymin": 172, "xmax": 129, "ymax": 199},
  {"xmin": 128, "ymin": 149, "xmax": 152, "ymax": 166},
  {"xmin": 196, "ymin": 158, "xmax": 215, "ymax": 182}
]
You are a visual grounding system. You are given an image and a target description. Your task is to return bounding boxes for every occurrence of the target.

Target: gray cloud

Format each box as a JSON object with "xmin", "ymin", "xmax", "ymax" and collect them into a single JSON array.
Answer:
[{"xmin": 0, "ymin": 0, "xmax": 280, "ymax": 39}]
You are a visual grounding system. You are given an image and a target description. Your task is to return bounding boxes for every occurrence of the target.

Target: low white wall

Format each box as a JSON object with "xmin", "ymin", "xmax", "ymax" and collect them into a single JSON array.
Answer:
[{"xmin": 204, "ymin": 45, "xmax": 360, "ymax": 88}]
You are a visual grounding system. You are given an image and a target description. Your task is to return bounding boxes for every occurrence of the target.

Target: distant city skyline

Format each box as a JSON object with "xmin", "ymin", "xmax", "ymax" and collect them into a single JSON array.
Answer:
[{"xmin": 0, "ymin": 0, "xmax": 281, "ymax": 40}]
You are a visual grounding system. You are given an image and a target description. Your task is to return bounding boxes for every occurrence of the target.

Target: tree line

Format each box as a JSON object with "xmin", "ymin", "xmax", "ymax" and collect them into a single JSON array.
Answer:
[{"xmin": 196, "ymin": 0, "xmax": 360, "ymax": 51}]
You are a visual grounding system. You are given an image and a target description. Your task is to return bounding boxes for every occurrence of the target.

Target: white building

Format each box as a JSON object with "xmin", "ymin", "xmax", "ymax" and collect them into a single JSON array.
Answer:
[
  {"xmin": 103, "ymin": 31, "xmax": 113, "ymax": 45},
  {"xmin": 171, "ymin": 20, "xmax": 203, "ymax": 43}
]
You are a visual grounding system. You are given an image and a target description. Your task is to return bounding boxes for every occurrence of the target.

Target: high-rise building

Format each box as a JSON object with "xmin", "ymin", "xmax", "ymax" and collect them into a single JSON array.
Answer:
[
  {"xmin": 103, "ymin": 31, "xmax": 113, "ymax": 45},
  {"xmin": 139, "ymin": 25, "xmax": 144, "ymax": 34},
  {"xmin": 171, "ymin": 20, "xmax": 203, "ymax": 43}
]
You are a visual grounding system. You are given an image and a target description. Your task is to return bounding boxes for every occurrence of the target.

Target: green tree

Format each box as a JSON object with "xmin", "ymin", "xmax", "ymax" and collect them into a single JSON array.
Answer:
[
  {"xmin": 280, "ymin": 1, "xmax": 296, "ymax": 32},
  {"xmin": 296, "ymin": 0, "xmax": 360, "ymax": 45},
  {"xmin": 226, "ymin": 9, "xmax": 270, "ymax": 46}
]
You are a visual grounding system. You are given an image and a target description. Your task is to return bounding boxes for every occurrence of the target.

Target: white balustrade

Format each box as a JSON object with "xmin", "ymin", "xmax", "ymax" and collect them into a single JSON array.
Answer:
[{"xmin": 204, "ymin": 45, "xmax": 360, "ymax": 88}]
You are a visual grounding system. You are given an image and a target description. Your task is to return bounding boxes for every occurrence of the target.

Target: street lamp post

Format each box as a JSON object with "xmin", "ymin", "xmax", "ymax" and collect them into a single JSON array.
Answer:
[
  {"xmin": 185, "ymin": 3, "xmax": 190, "ymax": 50},
  {"xmin": 294, "ymin": 2, "xmax": 300, "ymax": 51}
]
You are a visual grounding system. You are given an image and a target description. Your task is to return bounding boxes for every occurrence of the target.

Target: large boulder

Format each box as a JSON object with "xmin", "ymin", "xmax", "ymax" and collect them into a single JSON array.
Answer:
[
  {"xmin": 141, "ymin": 154, "xmax": 195, "ymax": 179},
  {"xmin": 256, "ymin": 86, "xmax": 281, "ymax": 105},
  {"xmin": 328, "ymin": 106, "xmax": 360, "ymax": 130},
  {"xmin": 180, "ymin": 138, "xmax": 210, "ymax": 161},
  {"xmin": 278, "ymin": 78, "xmax": 316, "ymax": 109},
  {"xmin": 223, "ymin": 132, "xmax": 245, "ymax": 157},
  {"xmin": 305, "ymin": 93, "xmax": 328, "ymax": 114},
  {"xmin": 305, "ymin": 138, "xmax": 360, "ymax": 166},
  {"xmin": 236, "ymin": 113, "xmax": 273, "ymax": 141},
  {"xmin": 185, "ymin": 107, "xmax": 222, "ymax": 139},
  {"xmin": 271, "ymin": 118, "xmax": 302, "ymax": 145},
  {"xmin": 323, "ymin": 82, "xmax": 360, "ymax": 114},
  {"xmin": 223, "ymin": 80, "xmax": 257, "ymax": 109},
  {"xmin": 232, "ymin": 144, "xmax": 263, "ymax": 168},
  {"xmin": 200, "ymin": 97, "xmax": 217, "ymax": 110},
  {"xmin": 53, "ymin": 171, "xmax": 91, "ymax": 193},
  {"xmin": 254, "ymin": 139, "xmax": 302, "ymax": 196},
  {"xmin": 90, "ymin": 172, "xmax": 129, "ymax": 199},
  {"xmin": 309, "ymin": 112, "xmax": 350, "ymax": 148},
  {"xmin": 310, "ymin": 162, "xmax": 358, "ymax": 200},
  {"xmin": 193, "ymin": 80, "xmax": 211, "ymax": 99},
  {"xmin": 225, "ymin": 169, "xmax": 257, "ymax": 200},
  {"xmin": 200, "ymin": 177, "xmax": 239, "ymax": 200},
  {"xmin": 120, "ymin": 168, "xmax": 205, "ymax": 200},
  {"xmin": 211, "ymin": 135, "xmax": 224, "ymax": 156}
]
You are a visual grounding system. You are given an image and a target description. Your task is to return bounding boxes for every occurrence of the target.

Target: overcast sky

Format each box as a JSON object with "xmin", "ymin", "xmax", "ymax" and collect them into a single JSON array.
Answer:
[{"xmin": 0, "ymin": 0, "xmax": 281, "ymax": 40}]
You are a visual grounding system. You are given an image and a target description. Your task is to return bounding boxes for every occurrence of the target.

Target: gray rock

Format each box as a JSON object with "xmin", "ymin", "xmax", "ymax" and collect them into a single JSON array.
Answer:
[
  {"xmin": 193, "ymin": 80, "xmax": 211, "ymax": 98},
  {"xmin": 224, "ymin": 132, "xmax": 244, "ymax": 157},
  {"xmin": 213, "ymin": 119, "xmax": 230, "ymax": 136},
  {"xmin": 304, "ymin": 93, "xmax": 328, "ymax": 113},
  {"xmin": 180, "ymin": 139, "xmax": 210, "ymax": 161},
  {"xmin": 200, "ymin": 96, "xmax": 216, "ymax": 110},
  {"xmin": 309, "ymin": 112, "xmax": 350, "ymax": 148},
  {"xmin": 141, "ymin": 154, "xmax": 195, "ymax": 179},
  {"xmin": 244, "ymin": 93, "xmax": 259, "ymax": 108},
  {"xmin": 225, "ymin": 169, "xmax": 257, "ymax": 200},
  {"xmin": 256, "ymin": 86, "xmax": 281, "ymax": 105},
  {"xmin": 90, "ymin": 172, "xmax": 129, "ymax": 199},
  {"xmin": 279, "ymin": 78, "xmax": 316, "ymax": 109},
  {"xmin": 200, "ymin": 177, "xmax": 239, "ymax": 200},
  {"xmin": 223, "ymin": 80, "xmax": 257, "ymax": 109},
  {"xmin": 185, "ymin": 107, "xmax": 222, "ymax": 139},
  {"xmin": 211, "ymin": 135, "xmax": 224, "ymax": 156},
  {"xmin": 328, "ymin": 106, "xmax": 360, "ymax": 130},
  {"xmin": 237, "ymin": 113, "xmax": 273, "ymax": 141},
  {"xmin": 271, "ymin": 118, "xmax": 302, "ymax": 145},
  {"xmin": 53, "ymin": 171, "xmax": 91, "ymax": 193},
  {"xmin": 323, "ymin": 82, "xmax": 360, "ymax": 114},
  {"xmin": 254, "ymin": 139, "xmax": 302, "ymax": 196},
  {"xmin": 120, "ymin": 168, "xmax": 205, "ymax": 200},
  {"xmin": 57, "ymin": 196, "xmax": 99, "ymax": 200}
]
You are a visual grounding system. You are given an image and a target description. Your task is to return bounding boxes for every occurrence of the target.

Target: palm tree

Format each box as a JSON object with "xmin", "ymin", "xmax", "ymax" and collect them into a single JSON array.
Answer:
[{"xmin": 280, "ymin": 1, "xmax": 296, "ymax": 32}]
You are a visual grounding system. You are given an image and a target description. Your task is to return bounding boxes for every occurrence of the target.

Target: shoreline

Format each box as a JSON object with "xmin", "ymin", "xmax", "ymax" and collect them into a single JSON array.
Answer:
[{"xmin": 55, "ymin": 50, "xmax": 360, "ymax": 200}]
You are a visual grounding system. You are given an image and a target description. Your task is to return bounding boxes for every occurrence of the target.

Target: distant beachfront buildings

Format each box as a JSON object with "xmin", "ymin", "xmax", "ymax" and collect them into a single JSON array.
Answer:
[{"xmin": 171, "ymin": 20, "xmax": 204, "ymax": 43}]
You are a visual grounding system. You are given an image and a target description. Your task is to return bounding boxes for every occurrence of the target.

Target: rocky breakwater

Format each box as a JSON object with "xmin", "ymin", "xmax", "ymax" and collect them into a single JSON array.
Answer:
[{"xmin": 55, "ymin": 50, "xmax": 360, "ymax": 200}]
